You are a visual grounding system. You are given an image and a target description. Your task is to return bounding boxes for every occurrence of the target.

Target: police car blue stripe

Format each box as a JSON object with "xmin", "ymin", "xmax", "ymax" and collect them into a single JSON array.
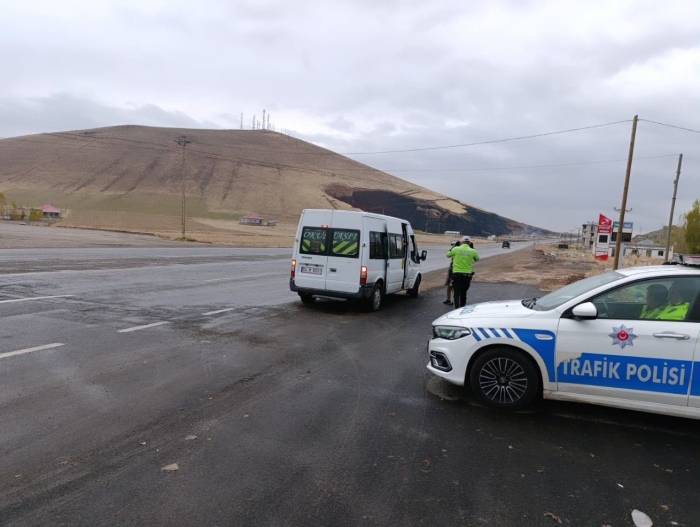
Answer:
[
  {"xmin": 558, "ymin": 353, "xmax": 692, "ymax": 395},
  {"xmin": 512, "ymin": 328, "xmax": 556, "ymax": 382},
  {"xmin": 690, "ymin": 362, "xmax": 700, "ymax": 397},
  {"xmin": 470, "ymin": 326, "xmax": 700, "ymax": 397}
]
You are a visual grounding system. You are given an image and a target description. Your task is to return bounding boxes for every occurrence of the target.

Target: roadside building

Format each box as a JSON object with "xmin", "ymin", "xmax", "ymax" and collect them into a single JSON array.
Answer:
[
  {"xmin": 588, "ymin": 214, "xmax": 632, "ymax": 260},
  {"xmin": 239, "ymin": 213, "xmax": 276, "ymax": 226},
  {"xmin": 41, "ymin": 204, "xmax": 61, "ymax": 219},
  {"xmin": 606, "ymin": 221, "xmax": 634, "ymax": 258},
  {"xmin": 584, "ymin": 215, "xmax": 672, "ymax": 261},
  {"xmin": 623, "ymin": 239, "xmax": 671, "ymax": 260},
  {"xmin": 581, "ymin": 221, "xmax": 597, "ymax": 249}
]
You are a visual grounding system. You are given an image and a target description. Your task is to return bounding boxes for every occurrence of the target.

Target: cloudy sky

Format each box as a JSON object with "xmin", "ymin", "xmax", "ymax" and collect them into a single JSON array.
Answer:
[{"xmin": 1, "ymin": 0, "xmax": 699, "ymax": 232}]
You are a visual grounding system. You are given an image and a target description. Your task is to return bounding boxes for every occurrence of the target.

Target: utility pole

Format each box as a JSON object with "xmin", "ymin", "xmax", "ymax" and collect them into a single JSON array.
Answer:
[
  {"xmin": 262, "ymin": 109, "xmax": 266, "ymax": 130},
  {"xmin": 240, "ymin": 112, "xmax": 243, "ymax": 129},
  {"xmin": 613, "ymin": 114, "xmax": 638, "ymax": 270},
  {"xmin": 664, "ymin": 153, "xmax": 683, "ymax": 262},
  {"xmin": 175, "ymin": 135, "xmax": 191, "ymax": 240}
]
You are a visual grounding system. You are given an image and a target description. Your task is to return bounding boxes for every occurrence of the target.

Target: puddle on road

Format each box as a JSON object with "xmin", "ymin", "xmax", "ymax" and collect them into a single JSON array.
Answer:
[{"xmin": 424, "ymin": 375, "xmax": 463, "ymax": 402}]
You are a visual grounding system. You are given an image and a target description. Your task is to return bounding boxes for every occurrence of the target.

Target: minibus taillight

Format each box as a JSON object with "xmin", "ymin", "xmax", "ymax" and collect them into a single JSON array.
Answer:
[
  {"xmin": 360, "ymin": 265, "xmax": 368, "ymax": 286},
  {"xmin": 291, "ymin": 258, "xmax": 297, "ymax": 279}
]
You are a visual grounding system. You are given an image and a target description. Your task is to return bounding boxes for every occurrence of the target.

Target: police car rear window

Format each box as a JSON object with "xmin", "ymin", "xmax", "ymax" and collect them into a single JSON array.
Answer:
[{"xmin": 300, "ymin": 227, "xmax": 328, "ymax": 255}]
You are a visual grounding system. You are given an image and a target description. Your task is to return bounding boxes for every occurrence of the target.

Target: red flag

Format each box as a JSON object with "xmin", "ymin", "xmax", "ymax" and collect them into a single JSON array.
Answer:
[{"xmin": 598, "ymin": 214, "xmax": 612, "ymax": 235}]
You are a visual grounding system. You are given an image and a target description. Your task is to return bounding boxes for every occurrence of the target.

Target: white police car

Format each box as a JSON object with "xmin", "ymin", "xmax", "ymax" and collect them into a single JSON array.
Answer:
[{"xmin": 427, "ymin": 260, "xmax": 700, "ymax": 419}]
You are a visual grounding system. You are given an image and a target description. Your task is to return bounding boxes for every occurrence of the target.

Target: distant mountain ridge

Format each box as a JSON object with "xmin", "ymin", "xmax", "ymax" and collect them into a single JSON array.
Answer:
[{"xmin": 0, "ymin": 125, "xmax": 548, "ymax": 237}]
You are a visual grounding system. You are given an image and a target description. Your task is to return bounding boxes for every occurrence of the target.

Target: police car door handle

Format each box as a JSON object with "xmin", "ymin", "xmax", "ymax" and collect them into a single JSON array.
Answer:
[{"xmin": 653, "ymin": 332, "xmax": 691, "ymax": 340}]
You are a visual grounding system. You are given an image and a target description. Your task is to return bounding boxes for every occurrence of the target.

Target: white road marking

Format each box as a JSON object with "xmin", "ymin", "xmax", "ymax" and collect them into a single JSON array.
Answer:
[
  {"xmin": 0, "ymin": 343, "xmax": 65, "ymax": 360},
  {"xmin": 202, "ymin": 308, "xmax": 235, "ymax": 316},
  {"xmin": 0, "ymin": 295, "xmax": 74, "ymax": 304},
  {"xmin": 202, "ymin": 272, "xmax": 282, "ymax": 284},
  {"xmin": 118, "ymin": 321, "xmax": 170, "ymax": 333}
]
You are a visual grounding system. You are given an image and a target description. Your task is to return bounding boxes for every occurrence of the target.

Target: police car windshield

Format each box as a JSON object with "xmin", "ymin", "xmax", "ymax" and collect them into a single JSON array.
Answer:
[{"xmin": 527, "ymin": 271, "xmax": 623, "ymax": 311}]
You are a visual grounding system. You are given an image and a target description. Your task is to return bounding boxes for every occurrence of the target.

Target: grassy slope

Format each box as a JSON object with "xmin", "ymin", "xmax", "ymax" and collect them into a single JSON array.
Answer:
[{"xmin": 0, "ymin": 125, "xmax": 542, "ymax": 241}]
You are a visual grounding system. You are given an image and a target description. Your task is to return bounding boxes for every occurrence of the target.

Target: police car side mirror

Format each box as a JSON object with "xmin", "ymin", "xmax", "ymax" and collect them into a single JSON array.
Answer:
[
  {"xmin": 421, "ymin": 250, "xmax": 427, "ymax": 261},
  {"xmin": 572, "ymin": 302, "xmax": 597, "ymax": 320}
]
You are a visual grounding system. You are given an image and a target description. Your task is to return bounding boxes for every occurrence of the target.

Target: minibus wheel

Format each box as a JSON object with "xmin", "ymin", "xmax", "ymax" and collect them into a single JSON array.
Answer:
[
  {"xmin": 365, "ymin": 283, "xmax": 383, "ymax": 312},
  {"xmin": 299, "ymin": 293, "xmax": 314, "ymax": 304},
  {"xmin": 407, "ymin": 275, "xmax": 421, "ymax": 298}
]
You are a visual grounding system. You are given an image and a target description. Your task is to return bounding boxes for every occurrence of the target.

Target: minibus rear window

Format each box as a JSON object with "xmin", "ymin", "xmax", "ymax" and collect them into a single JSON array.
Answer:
[
  {"xmin": 330, "ymin": 229, "xmax": 360, "ymax": 258},
  {"xmin": 300, "ymin": 227, "xmax": 328, "ymax": 255}
]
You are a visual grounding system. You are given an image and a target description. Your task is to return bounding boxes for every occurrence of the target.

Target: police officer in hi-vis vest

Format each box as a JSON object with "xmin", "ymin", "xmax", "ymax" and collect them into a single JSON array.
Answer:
[{"xmin": 446, "ymin": 236, "xmax": 479, "ymax": 308}]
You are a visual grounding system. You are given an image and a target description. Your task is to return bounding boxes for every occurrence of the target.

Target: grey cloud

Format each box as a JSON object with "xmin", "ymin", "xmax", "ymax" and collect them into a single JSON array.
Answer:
[
  {"xmin": 0, "ymin": 94, "xmax": 212, "ymax": 138},
  {"xmin": 325, "ymin": 116, "xmax": 355, "ymax": 133},
  {"xmin": 1, "ymin": 0, "xmax": 700, "ymax": 231}
]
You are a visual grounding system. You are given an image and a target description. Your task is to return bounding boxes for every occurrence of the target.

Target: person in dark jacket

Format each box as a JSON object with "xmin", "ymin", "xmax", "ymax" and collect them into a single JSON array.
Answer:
[{"xmin": 443, "ymin": 240, "xmax": 459, "ymax": 305}]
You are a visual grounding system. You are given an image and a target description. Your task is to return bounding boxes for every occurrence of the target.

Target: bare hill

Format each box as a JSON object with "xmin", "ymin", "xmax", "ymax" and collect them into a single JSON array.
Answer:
[{"xmin": 0, "ymin": 125, "xmax": 545, "ymax": 241}]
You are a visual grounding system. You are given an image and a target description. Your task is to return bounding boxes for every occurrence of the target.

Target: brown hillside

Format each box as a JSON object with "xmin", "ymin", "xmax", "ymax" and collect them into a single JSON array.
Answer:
[{"xmin": 0, "ymin": 125, "xmax": 544, "ymax": 243}]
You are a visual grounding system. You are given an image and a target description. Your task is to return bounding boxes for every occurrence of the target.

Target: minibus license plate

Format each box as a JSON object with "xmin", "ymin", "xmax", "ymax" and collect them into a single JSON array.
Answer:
[{"xmin": 300, "ymin": 265, "xmax": 323, "ymax": 275}]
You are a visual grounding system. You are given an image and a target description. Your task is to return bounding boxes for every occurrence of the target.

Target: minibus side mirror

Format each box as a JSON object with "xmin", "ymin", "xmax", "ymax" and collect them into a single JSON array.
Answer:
[{"xmin": 420, "ymin": 250, "xmax": 427, "ymax": 261}]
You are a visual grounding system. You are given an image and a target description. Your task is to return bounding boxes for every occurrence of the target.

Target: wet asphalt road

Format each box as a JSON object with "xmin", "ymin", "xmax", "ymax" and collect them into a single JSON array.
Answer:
[{"xmin": 1, "ymin": 247, "xmax": 699, "ymax": 526}]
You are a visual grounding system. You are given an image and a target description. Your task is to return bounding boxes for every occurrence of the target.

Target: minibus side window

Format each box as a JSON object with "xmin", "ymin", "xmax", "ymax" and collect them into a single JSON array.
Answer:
[
  {"xmin": 300, "ymin": 227, "xmax": 328, "ymax": 255},
  {"xmin": 388, "ymin": 234, "xmax": 405, "ymax": 259},
  {"xmin": 369, "ymin": 231, "xmax": 387, "ymax": 259}
]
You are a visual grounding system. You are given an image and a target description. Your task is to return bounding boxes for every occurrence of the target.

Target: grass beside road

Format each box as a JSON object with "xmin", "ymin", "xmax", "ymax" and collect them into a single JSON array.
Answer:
[{"xmin": 422, "ymin": 244, "xmax": 604, "ymax": 296}]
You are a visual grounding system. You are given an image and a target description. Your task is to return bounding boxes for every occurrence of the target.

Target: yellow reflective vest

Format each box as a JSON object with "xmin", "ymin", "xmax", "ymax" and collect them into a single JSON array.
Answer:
[
  {"xmin": 656, "ymin": 303, "xmax": 689, "ymax": 321},
  {"xmin": 446, "ymin": 245, "xmax": 479, "ymax": 274}
]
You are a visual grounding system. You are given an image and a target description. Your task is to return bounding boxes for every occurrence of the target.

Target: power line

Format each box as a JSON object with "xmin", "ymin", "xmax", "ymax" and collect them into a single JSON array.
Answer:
[
  {"xmin": 639, "ymin": 118, "xmax": 700, "ymax": 135},
  {"xmin": 10, "ymin": 130, "xmax": 684, "ymax": 182},
  {"xmin": 44, "ymin": 129, "xmax": 669, "ymax": 173},
  {"xmin": 342, "ymin": 120, "xmax": 632, "ymax": 155},
  {"xmin": 37, "ymin": 119, "xmax": 634, "ymax": 159},
  {"xmin": 370, "ymin": 153, "xmax": 679, "ymax": 173},
  {"xmin": 38, "ymin": 131, "xmax": 394, "ymax": 188},
  {"xmin": 8, "ymin": 116, "xmax": 700, "ymax": 163}
]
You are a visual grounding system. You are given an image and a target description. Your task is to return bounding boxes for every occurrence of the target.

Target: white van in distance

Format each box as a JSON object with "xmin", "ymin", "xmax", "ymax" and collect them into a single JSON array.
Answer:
[{"xmin": 290, "ymin": 209, "xmax": 427, "ymax": 310}]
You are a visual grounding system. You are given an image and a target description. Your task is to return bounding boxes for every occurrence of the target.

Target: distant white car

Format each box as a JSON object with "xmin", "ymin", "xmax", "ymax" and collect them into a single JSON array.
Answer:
[{"xmin": 427, "ymin": 262, "xmax": 700, "ymax": 419}]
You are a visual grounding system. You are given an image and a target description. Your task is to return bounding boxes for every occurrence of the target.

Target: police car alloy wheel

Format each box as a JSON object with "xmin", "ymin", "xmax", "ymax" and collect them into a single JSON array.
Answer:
[{"xmin": 469, "ymin": 347, "xmax": 540, "ymax": 409}]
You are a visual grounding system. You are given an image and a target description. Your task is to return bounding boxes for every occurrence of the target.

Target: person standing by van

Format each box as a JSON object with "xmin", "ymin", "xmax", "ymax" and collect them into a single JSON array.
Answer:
[
  {"xmin": 463, "ymin": 237, "xmax": 476, "ymax": 304},
  {"xmin": 446, "ymin": 238, "xmax": 479, "ymax": 308},
  {"xmin": 443, "ymin": 240, "xmax": 459, "ymax": 305}
]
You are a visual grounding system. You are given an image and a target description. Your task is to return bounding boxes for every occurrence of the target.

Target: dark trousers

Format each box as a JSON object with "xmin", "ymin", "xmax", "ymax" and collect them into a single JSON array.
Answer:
[{"xmin": 452, "ymin": 273, "xmax": 473, "ymax": 308}]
